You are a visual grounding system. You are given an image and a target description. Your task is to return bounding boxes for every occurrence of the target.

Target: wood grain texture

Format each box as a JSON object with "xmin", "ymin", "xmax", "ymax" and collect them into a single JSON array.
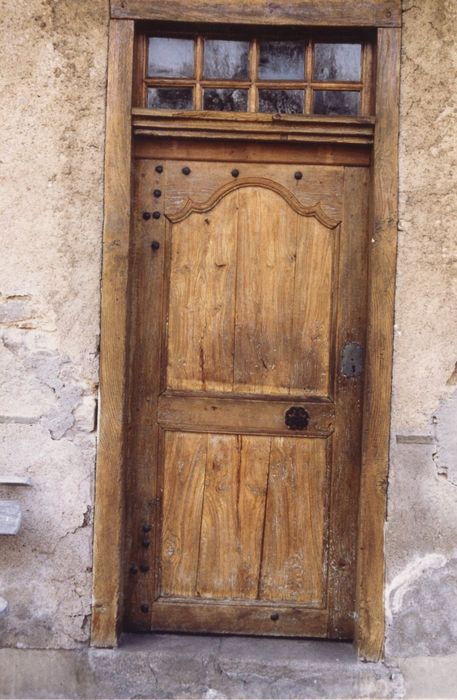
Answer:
[
  {"xmin": 356, "ymin": 27, "xmax": 401, "ymax": 661},
  {"xmin": 166, "ymin": 181, "xmax": 337, "ymax": 396},
  {"xmin": 167, "ymin": 178, "xmax": 339, "ymax": 228},
  {"xmin": 327, "ymin": 166, "xmax": 369, "ymax": 640},
  {"xmin": 122, "ymin": 159, "xmax": 168, "ymax": 630},
  {"xmin": 150, "ymin": 599, "xmax": 329, "ymax": 637},
  {"xmin": 127, "ymin": 147, "xmax": 368, "ymax": 641},
  {"xmin": 290, "ymin": 218, "xmax": 335, "ymax": 395},
  {"xmin": 161, "ymin": 432, "xmax": 207, "ymax": 596},
  {"xmin": 134, "ymin": 138, "xmax": 371, "ymax": 167},
  {"xmin": 260, "ymin": 438, "xmax": 328, "ymax": 606},
  {"xmin": 162, "ymin": 162, "xmax": 344, "ymax": 222},
  {"xmin": 236, "ymin": 436, "xmax": 272, "ymax": 595},
  {"xmin": 132, "ymin": 110, "xmax": 375, "ymax": 146},
  {"xmin": 91, "ymin": 19, "xmax": 134, "ymax": 648},
  {"xmin": 197, "ymin": 435, "xmax": 242, "ymax": 598},
  {"xmin": 197, "ymin": 435, "xmax": 270, "ymax": 599},
  {"xmin": 233, "ymin": 187, "xmax": 300, "ymax": 395},
  {"xmin": 158, "ymin": 394, "xmax": 335, "ymax": 437},
  {"xmin": 166, "ymin": 193, "xmax": 238, "ymax": 392},
  {"xmin": 111, "ymin": 0, "xmax": 401, "ymax": 27},
  {"xmin": 160, "ymin": 432, "xmax": 328, "ymax": 607}
]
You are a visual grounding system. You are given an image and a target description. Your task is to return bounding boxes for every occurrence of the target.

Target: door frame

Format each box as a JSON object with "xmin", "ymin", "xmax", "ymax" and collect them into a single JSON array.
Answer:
[{"xmin": 92, "ymin": 0, "xmax": 401, "ymax": 661}]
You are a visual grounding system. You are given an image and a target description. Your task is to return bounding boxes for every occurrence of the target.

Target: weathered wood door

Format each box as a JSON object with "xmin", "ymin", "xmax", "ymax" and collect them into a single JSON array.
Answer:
[{"xmin": 126, "ymin": 139, "xmax": 369, "ymax": 639}]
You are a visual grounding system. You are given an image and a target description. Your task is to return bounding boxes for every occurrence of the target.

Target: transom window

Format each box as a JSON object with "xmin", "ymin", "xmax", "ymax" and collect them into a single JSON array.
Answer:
[{"xmin": 137, "ymin": 31, "xmax": 373, "ymax": 116}]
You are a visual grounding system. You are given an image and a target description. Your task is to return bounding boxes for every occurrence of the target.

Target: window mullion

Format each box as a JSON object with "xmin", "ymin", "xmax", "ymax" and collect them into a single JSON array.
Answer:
[
  {"xmin": 304, "ymin": 39, "xmax": 313, "ymax": 115},
  {"xmin": 195, "ymin": 36, "xmax": 203, "ymax": 110}
]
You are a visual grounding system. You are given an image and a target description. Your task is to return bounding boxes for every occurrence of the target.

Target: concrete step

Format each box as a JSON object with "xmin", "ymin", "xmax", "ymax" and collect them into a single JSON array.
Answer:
[{"xmin": 0, "ymin": 633, "xmax": 404, "ymax": 699}]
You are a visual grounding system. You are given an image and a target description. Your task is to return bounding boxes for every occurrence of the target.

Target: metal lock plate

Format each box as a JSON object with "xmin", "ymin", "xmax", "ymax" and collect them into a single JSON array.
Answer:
[{"xmin": 341, "ymin": 341, "xmax": 364, "ymax": 378}]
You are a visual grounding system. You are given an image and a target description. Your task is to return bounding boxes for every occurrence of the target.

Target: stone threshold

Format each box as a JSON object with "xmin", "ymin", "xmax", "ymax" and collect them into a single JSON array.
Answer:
[{"xmin": 0, "ymin": 633, "xmax": 404, "ymax": 699}]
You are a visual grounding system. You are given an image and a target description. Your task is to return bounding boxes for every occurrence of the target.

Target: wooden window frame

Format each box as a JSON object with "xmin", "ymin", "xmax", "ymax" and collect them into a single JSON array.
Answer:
[
  {"xmin": 136, "ymin": 28, "xmax": 374, "ymax": 116},
  {"xmin": 92, "ymin": 0, "xmax": 401, "ymax": 661}
]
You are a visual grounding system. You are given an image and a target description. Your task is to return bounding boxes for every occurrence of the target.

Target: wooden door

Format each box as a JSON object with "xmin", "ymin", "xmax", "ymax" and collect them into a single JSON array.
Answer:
[{"xmin": 125, "ymin": 139, "xmax": 369, "ymax": 639}]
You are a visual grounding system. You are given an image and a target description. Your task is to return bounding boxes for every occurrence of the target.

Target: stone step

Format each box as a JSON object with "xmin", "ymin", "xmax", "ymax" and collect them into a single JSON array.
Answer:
[{"xmin": 0, "ymin": 633, "xmax": 404, "ymax": 699}]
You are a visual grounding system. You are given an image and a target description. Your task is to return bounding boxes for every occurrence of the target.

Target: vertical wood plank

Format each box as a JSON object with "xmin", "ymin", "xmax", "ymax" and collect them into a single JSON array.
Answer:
[
  {"xmin": 237, "ymin": 436, "xmax": 271, "ymax": 596},
  {"xmin": 327, "ymin": 166, "xmax": 369, "ymax": 639},
  {"xmin": 290, "ymin": 218, "xmax": 334, "ymax": 396},
  {"xmin": 161, "ymin": 432, "xmax": 207, "ymax": 597},
  {"xmin": 248, "ymin": 39, "xmax": 258, "ymax": 113},
  {"xmin": 260, "ymin": 437, "xmax": 328, "ymax": 605},
  {"xmin": 122, "ymin": 160, "xmax": 167, "ymax": 629},
  {"xmin": 356, "ymin": 27, "xmax": 401, "ymax": 661},
  {"xmin": 234, "ymin": 188, "xmax": 297, "ymax": 395},
  {"xmin": 167, "ymin": 195, "xmax": 238, "ymax": 392},
  {"xmin": 197, "ymin": 434, "xmax": 241, "ymax": 597},
  {"xmin": 91, "ymin": 19, "xmax": 134, "ymax": 648},
  {"xmin": 197, "ymin": 435, "xmax": 270, "ymax": 599}
]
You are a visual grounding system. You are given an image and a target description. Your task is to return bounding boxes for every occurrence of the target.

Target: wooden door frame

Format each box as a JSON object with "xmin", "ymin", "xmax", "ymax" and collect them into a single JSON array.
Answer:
[{"xmin": 92, "ymin": 0, "xmax": 401, "ymax": 661}]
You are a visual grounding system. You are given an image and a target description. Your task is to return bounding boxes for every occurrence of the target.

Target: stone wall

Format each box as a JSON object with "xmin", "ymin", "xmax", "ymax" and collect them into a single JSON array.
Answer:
[
  {"xmin": 0, "ymin": 0, "xmax": 456, "ymax": 688},
  {"xmin": 0, "ymin": 0, "xmax": 108, "ymax": 647}
]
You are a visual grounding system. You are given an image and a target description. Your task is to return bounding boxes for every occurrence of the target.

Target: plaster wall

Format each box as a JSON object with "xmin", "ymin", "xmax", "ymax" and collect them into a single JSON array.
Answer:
[
  {"xmin": 0, "ymin": 0, "xmax": 108, "ymax": 647},
  {"xmin": 0, "ymin": 0, "xmax": 456, "ymax": 691},
  {"xmin": 385, "ymin": 0, "xmax": 457, "ymax": 668}
]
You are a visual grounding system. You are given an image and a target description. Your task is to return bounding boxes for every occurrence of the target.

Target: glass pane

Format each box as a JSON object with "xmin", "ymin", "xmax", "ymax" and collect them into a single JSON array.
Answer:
[
  {"xmin": 203, "ymin": 88, "xmax": 248, "ymax": 112},
  {"xmin": 313, "ymin": 90, "xmax": 360, "ymax": 116},
  {"xmin": 259, "ymin": 41, "xmax": 304, "ymax": 80},
  {"xmin": 148, "ymin": 37, "xmax": 194, "ymax": 78},
  {"xmin": 147, "ymin": 87, "xmax": 193, "ymax": 110},
  {"xmin": 313, "ymin": 43, "xmax": 362, "ymax": 82},
  {"xmin": 203, "ymin": 40, "xmax": 249, "ymax": 79},
  {"xmin": 258, "ymin": 89, "xmax": 304, "ymax": 115}
]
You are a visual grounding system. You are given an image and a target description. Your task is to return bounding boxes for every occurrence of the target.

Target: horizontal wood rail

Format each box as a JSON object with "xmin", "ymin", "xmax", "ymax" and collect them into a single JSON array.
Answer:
[
  {"xmin": 132, "ymin": 109, "xmax": 375, "ymax": 145},
  {"xmin": 158, "ymin": 393, "xmax": 335, "ymax": 437},
  {"xmin": 111, "ymin": 1, "xmax": 401, "ymax": 27},
  {"xmin": 148, "ymin": 599, "xmax": 329, "ymax": 636}
]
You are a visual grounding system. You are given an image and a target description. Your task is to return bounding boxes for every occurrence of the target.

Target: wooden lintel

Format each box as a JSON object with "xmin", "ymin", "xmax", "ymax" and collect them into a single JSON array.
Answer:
[
  {"xmin": 132, "ymin": 109, "xmax": 375, "ymax": 146},
  {"xmin": 111, "ymin": 1, "xmax": 401, "ymax": 28}
]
